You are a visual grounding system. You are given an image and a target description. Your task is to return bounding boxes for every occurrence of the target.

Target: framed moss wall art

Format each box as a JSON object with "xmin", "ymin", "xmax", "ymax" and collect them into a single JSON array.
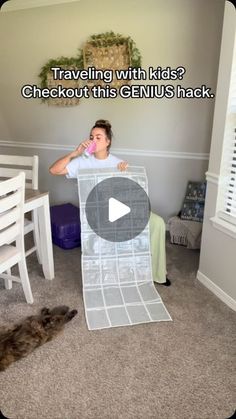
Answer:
[
  {"xmin": 38, "ymin": 32, "xmax": 142, "ymax": 105},
  {"xmin": 39, "ymin": 54, "xmax": 84, "ymax": 106},
  {"xmin": 83, "ymin": 31, "xmax": 141, "ymax": 89}
]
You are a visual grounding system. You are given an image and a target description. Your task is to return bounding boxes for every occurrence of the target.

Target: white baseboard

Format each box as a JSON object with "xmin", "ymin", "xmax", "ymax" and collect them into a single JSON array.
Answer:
[{"xmin": 197, "ymin": 270, "xmax": 236, "ymax": 311}]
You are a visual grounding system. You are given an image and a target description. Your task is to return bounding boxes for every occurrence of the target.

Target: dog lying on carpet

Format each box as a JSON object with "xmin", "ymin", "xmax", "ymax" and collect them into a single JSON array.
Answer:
[{"xmin": 0, "ymin": 306, "xmax": 78, "ymax": 371}]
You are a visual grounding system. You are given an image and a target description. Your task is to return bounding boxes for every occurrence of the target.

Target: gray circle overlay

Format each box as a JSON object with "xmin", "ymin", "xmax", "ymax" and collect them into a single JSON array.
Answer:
[{"xmin": 85, "ymin": 177, "xmax": 151, "ymax": 242}]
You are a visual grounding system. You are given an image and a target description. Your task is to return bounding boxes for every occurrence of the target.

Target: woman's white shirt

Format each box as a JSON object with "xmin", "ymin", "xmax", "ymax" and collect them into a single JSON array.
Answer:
[{"xmin": 66, "ymin": 153, "xmax": 122, "ymax": 178}]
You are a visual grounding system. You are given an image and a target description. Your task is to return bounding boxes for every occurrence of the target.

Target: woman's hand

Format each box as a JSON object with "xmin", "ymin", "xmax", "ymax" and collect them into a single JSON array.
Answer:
[
  {"xmin": 70, "ymin": 139, "xmax": 92, "ymax": 158},
  {"xmin": 117, "ymin": 161, "xmax": 128, "ymax": 171}
]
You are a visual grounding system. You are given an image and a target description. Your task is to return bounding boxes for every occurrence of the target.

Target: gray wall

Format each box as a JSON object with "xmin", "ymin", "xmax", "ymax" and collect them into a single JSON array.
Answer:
[
  {"xmin": 0, "ymin": 111, "xmax": 11, "ymax": 139},
  {"xmin": 0, "ymin": 0, "xmax": 224, "ymax": 221},
  {"xmin": 198, "ymin": 1, "xmax": 236, "ymax": 307}
]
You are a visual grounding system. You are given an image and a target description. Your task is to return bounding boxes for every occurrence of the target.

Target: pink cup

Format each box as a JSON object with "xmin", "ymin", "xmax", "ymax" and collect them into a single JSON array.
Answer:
[{"xmin": 83, "ymin": 141, "xmax": 96, "ymax": 158}]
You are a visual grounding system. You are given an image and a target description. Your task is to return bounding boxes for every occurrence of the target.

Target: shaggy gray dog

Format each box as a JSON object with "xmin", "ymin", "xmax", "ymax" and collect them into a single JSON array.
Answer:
[{"xmin": 0, "ymin": 306, "xmax": 78, "ymax": 371}]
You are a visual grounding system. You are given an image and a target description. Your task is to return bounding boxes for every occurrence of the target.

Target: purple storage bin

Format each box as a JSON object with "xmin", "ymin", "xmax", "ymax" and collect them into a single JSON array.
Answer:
[
  {"xmin": 52, "ymin": 235, "xmax": 81, "ymax": 250},
  {"xmin": 50, "ymin": 203, "xmax": 81, "ymax": 249}
]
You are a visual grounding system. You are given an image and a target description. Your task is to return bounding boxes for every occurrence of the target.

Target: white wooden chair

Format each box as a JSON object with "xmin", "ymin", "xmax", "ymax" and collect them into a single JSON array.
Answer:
[
  {"xmin": 0, "ymin": 172, "xmax": 33, "ymax": 303},
  {"xmin": 0, "ymin": 155, "xmax": 41, "ymax": 263}
]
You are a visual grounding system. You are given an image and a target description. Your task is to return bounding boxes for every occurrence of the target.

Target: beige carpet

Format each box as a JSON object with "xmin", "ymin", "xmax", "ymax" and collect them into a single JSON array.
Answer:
[{"xmin": 0, "ymin": 236, "xmax": 235, "ymax": 419}]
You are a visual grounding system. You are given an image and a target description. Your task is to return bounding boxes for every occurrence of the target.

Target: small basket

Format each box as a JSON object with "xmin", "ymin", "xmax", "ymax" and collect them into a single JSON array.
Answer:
[
  {"xmin": 83, "ymin": 42, "xmax": 131, "ymax": 89},
  {"xmin": 46, "ymin": 66, "xmax": 80, "ymax": 106}
]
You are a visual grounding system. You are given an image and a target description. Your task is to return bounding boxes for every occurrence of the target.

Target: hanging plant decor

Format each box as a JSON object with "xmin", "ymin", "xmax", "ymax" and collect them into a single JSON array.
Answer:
[
  {"xmin": 83, "ymin": 31, "xmax": 141, "ymax": 89},
  {"xmin": 39, "ymin": 32, "xmax": 142, "ymax": 105},
  {"xmin": 39, "ymin": 53, "xmax": 84, "ymax": 106}
]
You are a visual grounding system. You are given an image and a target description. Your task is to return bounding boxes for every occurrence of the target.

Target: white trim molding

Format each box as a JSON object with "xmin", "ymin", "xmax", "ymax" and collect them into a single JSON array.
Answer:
[
  {"xmin": 0, "ymin": 141, "xmax": 209, "ymax": 160},
  {"xmin": 206, "ymin": 171, "xmax": 236, "ymax": 238},
  {"xmin": 205, "ymin": 171, "xmax": 219, "ymax": 185},
  {"xmin": 197, "ymin": 270, "xmax": 236, "ymax": 311},
  {"xmin": 1, "ymin": 0, "xmax": 80, "ymax": 12},
  {"xmin": 210, "ymin": 216, "xmax": 236, "ymax": 239}
]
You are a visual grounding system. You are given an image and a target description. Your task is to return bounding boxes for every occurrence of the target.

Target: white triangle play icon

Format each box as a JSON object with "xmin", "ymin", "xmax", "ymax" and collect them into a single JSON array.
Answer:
[{"xmin": 109, "ymin": 197, "xmax": 131, "ymax": 222}]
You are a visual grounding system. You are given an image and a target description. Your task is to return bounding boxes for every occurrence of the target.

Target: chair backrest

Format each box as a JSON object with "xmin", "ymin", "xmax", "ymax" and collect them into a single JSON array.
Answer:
[
  {"xmin": 0, "ymin": 155, "xmax": 38, "ymax": 190},
  {"xmin": 0, "ymin": 172, "xmax": 25, "ymax": 247}
]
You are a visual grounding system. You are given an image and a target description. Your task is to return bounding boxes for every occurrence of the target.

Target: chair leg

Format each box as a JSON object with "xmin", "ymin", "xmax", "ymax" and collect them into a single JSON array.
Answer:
[
  {"xmin": 32, "ymin": 209, "xmax": 42, "ymax": 264},
  {"xmin": 4, "ymin": 268, "xmax": 12, "ymax": 290},
  {"xmin": 18, "ymin": 259, "xmax": 34, "ymax": 304}
]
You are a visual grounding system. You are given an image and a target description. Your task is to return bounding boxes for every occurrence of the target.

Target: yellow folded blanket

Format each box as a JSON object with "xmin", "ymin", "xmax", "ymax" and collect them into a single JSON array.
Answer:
[{"xmin": 149, "ymin": 212, "xmax": 167, "ymax": 283}]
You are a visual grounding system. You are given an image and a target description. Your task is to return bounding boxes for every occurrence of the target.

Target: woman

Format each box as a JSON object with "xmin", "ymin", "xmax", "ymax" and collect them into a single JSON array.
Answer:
[
  {"xmin": 49, "ymin": 119, "xmax": 170, "ymax": 286},
  {"xmin": 49, "ymin": 120, "xmax": 127, "ymax": 176}
]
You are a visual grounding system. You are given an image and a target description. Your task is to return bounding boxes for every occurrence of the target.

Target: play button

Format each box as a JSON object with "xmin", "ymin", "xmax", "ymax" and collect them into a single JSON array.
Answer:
[
  {"xmin": 109, "ymin": 198, "xmax": 131, "ymax": 222},
  {"xmin": 85, "ymin": 177, "xmax": 151, "ymax": 242}
]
